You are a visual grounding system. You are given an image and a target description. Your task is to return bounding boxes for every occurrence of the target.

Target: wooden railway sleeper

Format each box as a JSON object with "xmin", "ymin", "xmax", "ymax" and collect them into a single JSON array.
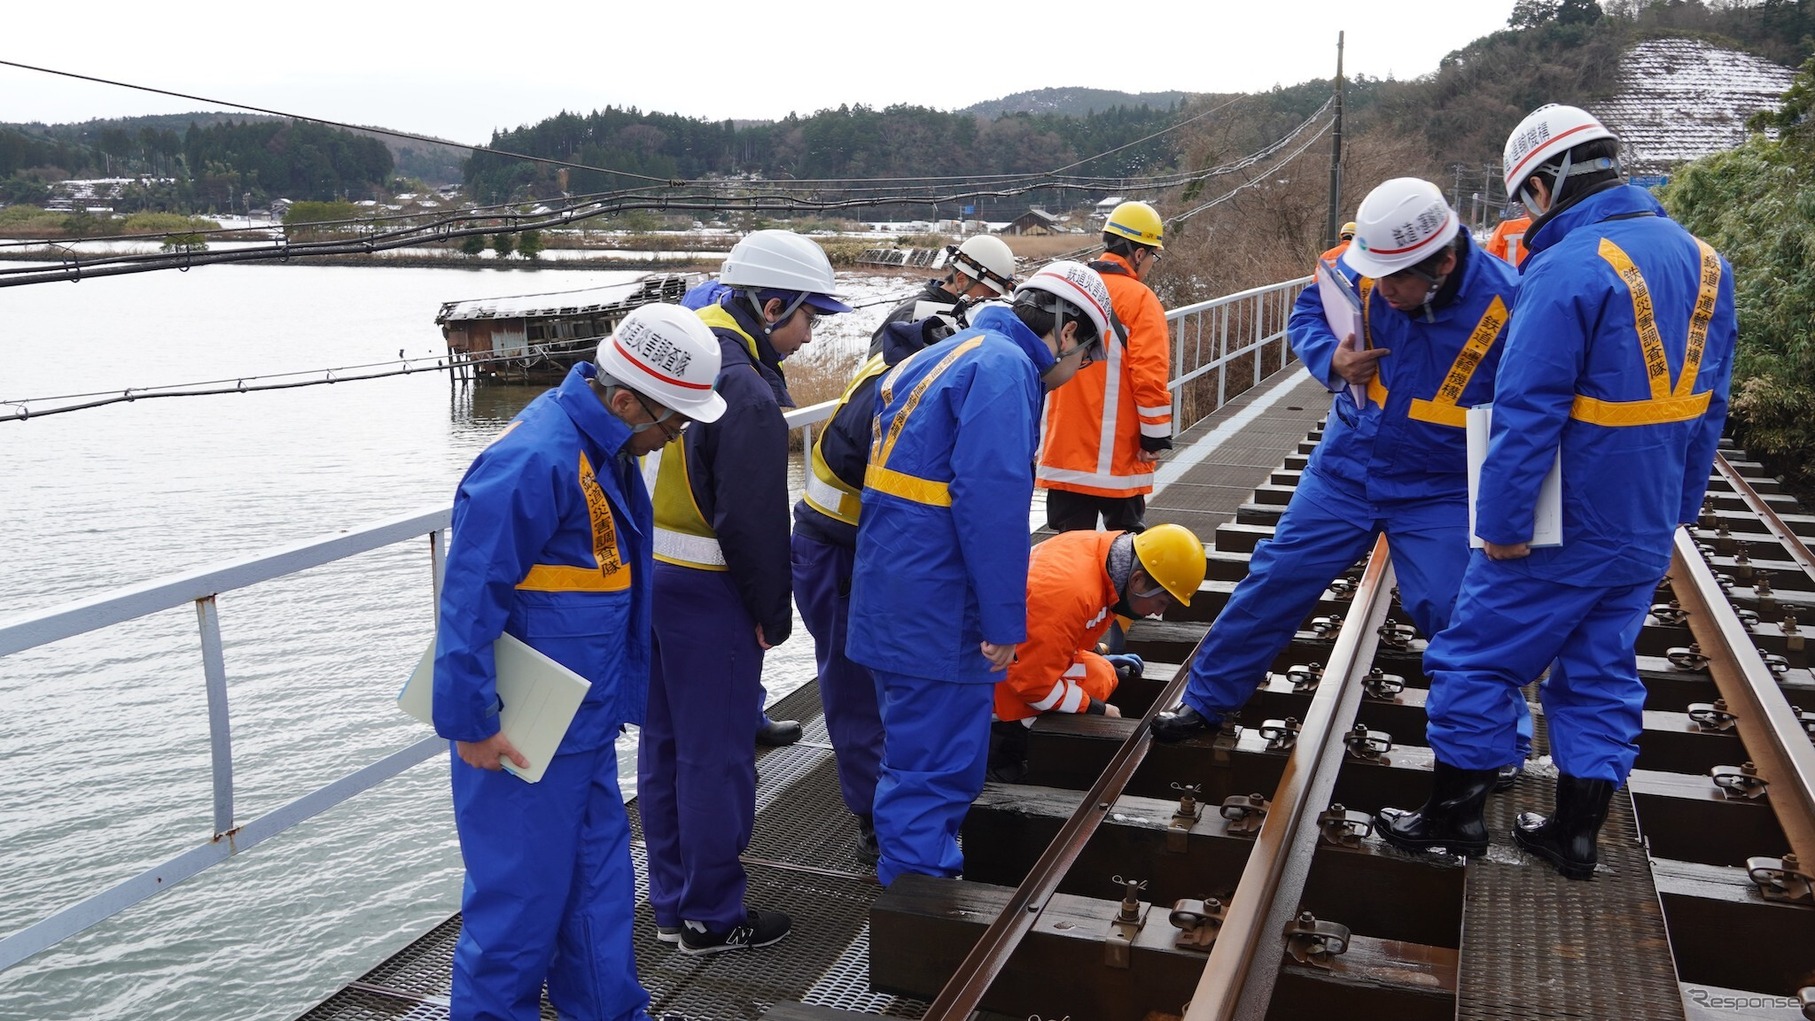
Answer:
[
  {"xmin": 1746, "ymin": 853, "xmax": 1814, "ymax": 905},
  {"xmin": 1104, "ymin": 876, "xmax": 1150, "ymax": 969},
  {"xmin": 1282, "ymin": 911, "xmax": 1351, "ymax": 969},
  {"xmin": 1712, "ymin": 761, "xmax": 1770, "ymax": 799},
  {"xmin": 1169, "ymin": 897, "xmax": 1228, "ymax": 952}
]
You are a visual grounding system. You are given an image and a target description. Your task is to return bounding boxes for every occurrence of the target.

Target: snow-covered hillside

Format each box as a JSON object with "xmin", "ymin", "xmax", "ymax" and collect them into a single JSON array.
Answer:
[{"xmin": 1598, "ymin": 38, "xmax": 1795, "ymax": 177}]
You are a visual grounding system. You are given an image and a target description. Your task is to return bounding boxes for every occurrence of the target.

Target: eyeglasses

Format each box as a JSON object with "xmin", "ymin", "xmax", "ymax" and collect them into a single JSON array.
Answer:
[{"xmin": 630, "ymin": 390, "xmax": 690, "ymax": 439}]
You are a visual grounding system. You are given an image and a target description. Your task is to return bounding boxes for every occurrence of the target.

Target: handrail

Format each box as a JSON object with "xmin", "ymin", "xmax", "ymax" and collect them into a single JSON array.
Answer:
[{"xmin": 0, "ymin": 411, "xmax": 838, "ymax": 975}]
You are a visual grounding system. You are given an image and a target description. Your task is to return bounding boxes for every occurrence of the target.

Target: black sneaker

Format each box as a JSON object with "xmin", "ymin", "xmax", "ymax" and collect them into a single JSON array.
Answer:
[
  {"xmin": 678, "ymin": 908, "xmax": 791, "ymax": 955},
  {"xmin": 655, "ymin": 924, "xmax": 682, "ymax": 944}
]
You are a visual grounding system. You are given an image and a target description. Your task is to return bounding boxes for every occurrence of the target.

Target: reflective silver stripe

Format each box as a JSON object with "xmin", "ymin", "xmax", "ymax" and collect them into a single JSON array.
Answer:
[
  {"xmin": 804, "ymin": 472, "xmax": 859, "ymax": 521},
  {"xmin": 1036, "ymin": 464, "xmax": 1155, "ymax": 491},
  {"xmin": 653, "ymin": 528, "xmax": 726, "ymax": 567}
]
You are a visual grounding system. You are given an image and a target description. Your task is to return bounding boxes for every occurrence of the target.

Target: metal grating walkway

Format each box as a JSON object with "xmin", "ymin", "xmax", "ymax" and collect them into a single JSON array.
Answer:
[{"xmin": 1459, "ymin": 782, "xmax": 1683, "ymax": 1021}]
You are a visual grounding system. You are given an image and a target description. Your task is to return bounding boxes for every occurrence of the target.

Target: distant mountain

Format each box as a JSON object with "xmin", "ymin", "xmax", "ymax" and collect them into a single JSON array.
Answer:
[
  {"xmin": 0, "ymin": 112, "xmax": 468, "ymax": 185},
  {"xmin": 963, "ymin": 88, "xmax": 1190, "ymax": 118}
]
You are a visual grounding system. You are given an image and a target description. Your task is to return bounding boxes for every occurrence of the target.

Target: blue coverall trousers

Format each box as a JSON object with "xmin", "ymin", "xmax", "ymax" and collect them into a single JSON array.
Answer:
[
  {"xmin": 1181, "ymin": 465, "xmax": 1531, "ymax": 756},
  {"xmin": 450, "ymin": 745, "xmax": 649, "ymax": 1021},
  {"xmin": 790, "ymin": 531, "xmax": 883, "ymax": 819},
  {"xmin": 871, "ymin": 669, "xmax": 994, "ymax": 886},
  {"xmin": 1426, "ymin": 556, "xmax": 1653, "ymax": 784},
  {"xmin": 640, "ymin": 564, "xmax": 761, "ymax": 931}
]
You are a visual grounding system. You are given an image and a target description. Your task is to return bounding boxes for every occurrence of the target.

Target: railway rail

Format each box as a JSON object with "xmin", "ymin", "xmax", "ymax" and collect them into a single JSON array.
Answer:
[{"xmin": 802, "ymin": 439, "xmax": 1815, "ymax": 1021}]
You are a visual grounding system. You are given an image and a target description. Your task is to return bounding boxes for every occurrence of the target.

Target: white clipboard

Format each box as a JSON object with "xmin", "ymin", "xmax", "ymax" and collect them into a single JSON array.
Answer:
[
  {"xmin": 398, "ymin": 632, "xmax": 591, "ymax": 783},
  {"xmin": 1466, "ymin": 404, "xmax": 1563, "ymax": 549},
  {"xmin": 1315, "ymin": 259, "xmax": 1368, "ymax": 410}
]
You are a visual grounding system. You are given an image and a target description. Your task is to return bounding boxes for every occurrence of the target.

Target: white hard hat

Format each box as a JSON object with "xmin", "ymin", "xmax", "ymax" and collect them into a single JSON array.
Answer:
[
  {"xmin": 596, "ymin": 303, "xmax": 727, "ymax": 423},
  {"xmin": 1502, "ymin": 104, "xmax": 1616, "ymax": 199},
  {"xmin": 1341, "ymin": 177, "xmax": 1461, "ymax": 278},
  {"xmin": 718, "ymin": 229, "xmax": 851, "ymax": 312},
  {"xmin": 950, "ymin": 235, "xmax": 1017, "ymax": 296},
  {"xmin": 1013, "ymin": 260, "xmax": 1114, "ymax": 343}
]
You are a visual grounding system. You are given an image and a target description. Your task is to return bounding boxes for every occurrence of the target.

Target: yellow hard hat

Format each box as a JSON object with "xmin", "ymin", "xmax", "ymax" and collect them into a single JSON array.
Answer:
[
  {"xmin": 1340, "ymin": 221, "xmax": 1358, "ymax": 241},
  {"xmin": 1103, "ymin": 200, "xmax": 1164, "ymax": 250},
  {"xmin": 1132, "ymin": 523, "xmax": 1206, "ymax": 605}
]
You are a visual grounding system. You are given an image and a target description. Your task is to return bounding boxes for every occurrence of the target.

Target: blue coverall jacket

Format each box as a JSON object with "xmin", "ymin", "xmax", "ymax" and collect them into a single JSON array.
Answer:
[
  {"xmin": 846, "ymin": 304, "xmax": 1055, "ymax": 683},
  {"xmin": 434, "ymin": 361, "xmax": 651, "ymax": 748},
  {"xmin": 1476, "ymin": 182, "xmax": 1737, "ymax": 585},
  {"xmin": 1301, "ymin": 231, "xmax": 1516, "ymax": 502}
]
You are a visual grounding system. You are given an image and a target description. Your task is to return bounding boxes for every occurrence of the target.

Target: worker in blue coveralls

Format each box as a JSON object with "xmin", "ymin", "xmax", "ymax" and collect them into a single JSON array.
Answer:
[
  {"xmin": 846, "ymin": 260, "xmax": 1114, "ymax": 886},
  {"xmin": 433, "ymin": 304, "xmax": 726, "ymax": 1021},
  {"xmin": 791, "ymin": 313, "xmax": 957, "ymax": 866},
  {"xmin": 1152, "ymin": 177, "xmax": 1532, "ymax": 786},
  {"xmin": 1375, "ymin": 106, "xmax": 1736, "ymax": 879},
  {"xmin": 679, "ymin": 276, "xmax": 804, "ymax": 748},
  {"xmin": 640, "ymin": 229, "xmax": 851, "ymax": 954}
]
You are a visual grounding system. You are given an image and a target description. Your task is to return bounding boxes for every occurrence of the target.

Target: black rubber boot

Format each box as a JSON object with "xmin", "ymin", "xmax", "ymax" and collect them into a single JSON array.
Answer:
[
  {"xmin": 1374, "ymin": 761, "xmax": 1497, "ymax": 856},
  {"xmin": 1150, "ymin": 705, "xmax": 1217, "ymax": 743},
  {"xmin": 1513, "ymin": 775, "xmax": 1617, "ymax": 880}
]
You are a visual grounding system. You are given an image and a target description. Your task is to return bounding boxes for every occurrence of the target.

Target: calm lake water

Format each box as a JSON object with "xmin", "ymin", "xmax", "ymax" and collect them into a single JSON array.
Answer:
[{"xmin": 0, "ymin": 262, "xmax": 902, "ymax": 1021}]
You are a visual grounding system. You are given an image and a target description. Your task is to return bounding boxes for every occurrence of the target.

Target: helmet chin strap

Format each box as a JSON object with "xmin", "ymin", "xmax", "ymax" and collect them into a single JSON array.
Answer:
[{"xmin": 744, "ymin": 292, "xmax": 808, "ymax": 335}]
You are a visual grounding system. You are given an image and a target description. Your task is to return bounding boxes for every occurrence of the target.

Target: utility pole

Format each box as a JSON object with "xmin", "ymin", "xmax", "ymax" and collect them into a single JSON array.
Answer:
[{"xmin": 1324, "ymin": 31, "xmax": 1345, "ymax": 249}]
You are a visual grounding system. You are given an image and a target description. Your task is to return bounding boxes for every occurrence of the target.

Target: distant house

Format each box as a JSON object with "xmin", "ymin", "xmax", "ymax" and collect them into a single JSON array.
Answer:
[
  {"xmin": 1093, "ymin": 195, "xmax": 1124, "ymax": 220},
  {"xmin": 1005, "ymin": 207, "xmax": 1062, "ymax": 236}
]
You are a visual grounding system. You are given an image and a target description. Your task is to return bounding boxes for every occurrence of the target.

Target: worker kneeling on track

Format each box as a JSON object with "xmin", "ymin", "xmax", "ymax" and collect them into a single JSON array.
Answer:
[
  {"xmin": 988, "ymin": 524, "xmax": 1207, "ymax": 782},
  {"xmin": 846, "ymin": 260, "xmax": 1113, "ymax": 887},
  {"xmin": 1150, "ymin": 176, "xmax": 1531, "ymax": 786}
]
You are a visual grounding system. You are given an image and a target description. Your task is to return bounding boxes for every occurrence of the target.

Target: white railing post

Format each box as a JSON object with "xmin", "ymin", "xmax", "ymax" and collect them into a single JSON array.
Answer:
[{"xmin": 195, "ymin": 596, "xmax": 235, "ymax": 838}]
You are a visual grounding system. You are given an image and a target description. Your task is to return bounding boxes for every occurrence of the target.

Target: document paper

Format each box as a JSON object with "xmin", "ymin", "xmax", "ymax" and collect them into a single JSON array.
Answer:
[
  {"xmin": 1465, "ymin": 403, "xmax": 1563, "ymax": 549},
  {"xmin": 1314, "ymin": 259, "xmax": 1369, "ymax": 410},
  {"xmin": 398, "ymin": 633, "xmax": 591, "ymax": 783}
]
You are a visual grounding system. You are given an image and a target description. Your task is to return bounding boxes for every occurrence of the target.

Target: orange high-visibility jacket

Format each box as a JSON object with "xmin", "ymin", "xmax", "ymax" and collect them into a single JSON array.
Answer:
[
  {"xmin": 993, "ymin": 530, "xmax": 1124, "ymax": 723},
  {"xmin": 1485, "ymin": 216, "xmax": 1532, "ymax": 266},
  {"xmin": 1036, "ymin": 252, "xmax": 1172, "ymax": 497},
  {"xmin": 1319, "ymin": 240, "xmax": 1351, "ymax": 266}
]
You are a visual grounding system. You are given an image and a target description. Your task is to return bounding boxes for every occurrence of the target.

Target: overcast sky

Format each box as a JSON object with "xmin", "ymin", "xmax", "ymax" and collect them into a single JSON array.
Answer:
[{"xmin": 3, "ymin": 1, "xmax": 1518, "ymax": 145}]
